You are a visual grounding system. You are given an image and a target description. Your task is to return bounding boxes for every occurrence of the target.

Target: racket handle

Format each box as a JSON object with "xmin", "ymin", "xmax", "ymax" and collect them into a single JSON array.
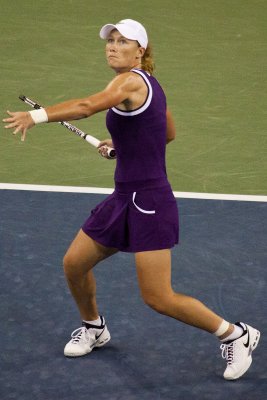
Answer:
[
  {"xmin": 85, "ymin": 135, "xmax": 100, "ymax": 148},
  {"xmin": 85, "ymin": 135, "xmax": 116, "ymax": 159},
  {"xmin": 107, "ymin": 148, "xmax": 116, "ymax": 159}
]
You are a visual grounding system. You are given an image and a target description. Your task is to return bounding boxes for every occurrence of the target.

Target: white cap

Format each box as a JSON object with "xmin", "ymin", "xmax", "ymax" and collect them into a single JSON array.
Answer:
[{"xmin": 99, "ymin": 19, "xmax": 148, "ymax": 49}]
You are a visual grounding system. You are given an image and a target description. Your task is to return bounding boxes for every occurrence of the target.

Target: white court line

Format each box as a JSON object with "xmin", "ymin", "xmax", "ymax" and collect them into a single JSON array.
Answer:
[
  {"xmin": 0, "ymin": 183, "xmax": 113, "ymax": 195},
  {"xmin": 0, "ymin": 183, "xmax": 266, "ymax": 202}
]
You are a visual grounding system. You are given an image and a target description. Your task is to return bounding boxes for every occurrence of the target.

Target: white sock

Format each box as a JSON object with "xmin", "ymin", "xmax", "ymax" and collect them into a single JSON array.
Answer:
[
  {"xmin": 214, "ymin": 320, "xmax": 230, "ymax": 337},
  {"xmin": 220, "ymin": 324, "xmax": 243, "ymax": 342},
  {"xmin": 83, "ymin": 317, "xmax": 102, "ymax": 327}
]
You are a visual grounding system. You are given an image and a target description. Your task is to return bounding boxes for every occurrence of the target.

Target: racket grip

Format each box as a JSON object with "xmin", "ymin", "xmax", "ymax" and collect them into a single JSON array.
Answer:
[
  {"xmin": 85, "ymin": 135, "xmax": 100, "ymax": 147},
  {"xmin": 85, "ymin": 136, "xmax": 116, "ymax": 159}
]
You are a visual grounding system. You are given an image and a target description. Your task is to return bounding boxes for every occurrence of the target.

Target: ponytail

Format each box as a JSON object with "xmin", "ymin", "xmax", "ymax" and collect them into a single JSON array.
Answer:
[{"xmin": 141, "ymin": 44, "xmax": 155, "ymax": 75}]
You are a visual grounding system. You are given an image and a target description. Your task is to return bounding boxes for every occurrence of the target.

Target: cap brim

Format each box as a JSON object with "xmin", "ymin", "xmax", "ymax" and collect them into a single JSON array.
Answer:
[
  {"xmin": 100, "ymin": 23, "xmax": 139, "ymax": 43},
  {"xmin": 99, "ymin": 24, "xmax": 117, "ymax": 39}
]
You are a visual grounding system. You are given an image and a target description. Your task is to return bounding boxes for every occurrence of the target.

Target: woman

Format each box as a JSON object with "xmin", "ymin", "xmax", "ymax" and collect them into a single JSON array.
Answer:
[{"xmin": 3, "ymin": 19, "xmax": 260, "ymax": 380}]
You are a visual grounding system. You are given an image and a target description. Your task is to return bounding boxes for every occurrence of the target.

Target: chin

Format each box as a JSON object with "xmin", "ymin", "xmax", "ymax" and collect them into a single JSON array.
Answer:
[{"xmin": 107, "ymin": 59, "xmax": 118, "ymax": 67}]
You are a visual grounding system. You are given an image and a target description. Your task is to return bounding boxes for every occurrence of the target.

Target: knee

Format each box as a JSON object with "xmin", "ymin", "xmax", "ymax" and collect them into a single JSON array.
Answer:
[
  {"xmin": 63, "ymin": 252, "xmax": 80, "ymax": 282},
  {"xmin": 142, "ymin": 292, "xmax": 173, "ymax": 316}
]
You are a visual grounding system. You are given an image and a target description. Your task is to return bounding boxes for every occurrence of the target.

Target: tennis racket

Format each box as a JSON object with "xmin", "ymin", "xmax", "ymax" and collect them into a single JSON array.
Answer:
[{"xmin": 19, "ymin": 95, "xmax": 116, "ymax": 159}]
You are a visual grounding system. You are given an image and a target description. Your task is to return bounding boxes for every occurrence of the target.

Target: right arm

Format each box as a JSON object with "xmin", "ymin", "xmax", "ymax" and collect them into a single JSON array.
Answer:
[{"xmin": 3, "ymin": 72, "xmax": 143, "ymax": 140}]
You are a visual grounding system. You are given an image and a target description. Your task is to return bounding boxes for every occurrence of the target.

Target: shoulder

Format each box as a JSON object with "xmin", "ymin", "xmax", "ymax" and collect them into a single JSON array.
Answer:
[{"xmin": 107, "ymin": 71, "xmax": 146, "ymax": 92}]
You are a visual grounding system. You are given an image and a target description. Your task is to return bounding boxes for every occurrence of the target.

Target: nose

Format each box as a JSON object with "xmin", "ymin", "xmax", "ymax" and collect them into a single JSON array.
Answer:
[
  {"xmin": 110, "ymin": 44, "xmax": 117, "ymax": 52},
  {"xmin": 107, "ymin": 41, "xmax": 118, "ymax": 53}
]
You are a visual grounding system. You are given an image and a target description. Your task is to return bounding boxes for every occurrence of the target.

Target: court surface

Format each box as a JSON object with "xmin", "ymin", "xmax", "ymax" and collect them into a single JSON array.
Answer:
[{"xmin": 0, "ymin": 187, "xmax": 266, "ymax": 400}]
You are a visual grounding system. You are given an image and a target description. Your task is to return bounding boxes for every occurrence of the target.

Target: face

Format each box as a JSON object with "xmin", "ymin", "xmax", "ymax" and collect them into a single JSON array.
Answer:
[{"xmin": 105, "ymin": 29, "xmax": 145, "ymax": 73}]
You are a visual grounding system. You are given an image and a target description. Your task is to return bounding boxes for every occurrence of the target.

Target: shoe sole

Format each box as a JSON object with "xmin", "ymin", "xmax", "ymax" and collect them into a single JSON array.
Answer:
[{"xmin": 224, "ymin": 328, "xmax": 261, "ymax": 380}]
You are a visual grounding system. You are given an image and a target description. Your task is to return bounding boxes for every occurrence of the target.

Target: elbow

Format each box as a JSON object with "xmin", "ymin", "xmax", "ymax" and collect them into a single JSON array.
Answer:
[
  {"xmin": 166, "ymin": 131, "xmax": 176, "ymax": 144},
  {"xmin": 166, "ymin": 138, "xmax": 175, "ymax": 144},
  {"xmin": 77, "ymin": 100, "xmax": 94, "ymax": 119}
]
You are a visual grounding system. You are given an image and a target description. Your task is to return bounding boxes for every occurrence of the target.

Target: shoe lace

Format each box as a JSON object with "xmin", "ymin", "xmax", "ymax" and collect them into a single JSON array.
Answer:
[
  {"xmin": 70, "ymin": 327, "xmax": 88, "ymax": 344},
  {"xmin": 220, "ymin": 342, "xmax": 234, "ymax": 365}
]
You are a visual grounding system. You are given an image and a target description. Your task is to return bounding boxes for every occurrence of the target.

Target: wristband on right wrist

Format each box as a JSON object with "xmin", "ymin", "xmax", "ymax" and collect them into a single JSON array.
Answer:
[{"xmin": 29, "ymin": 109, "xmax": 48, "ymax": 124}]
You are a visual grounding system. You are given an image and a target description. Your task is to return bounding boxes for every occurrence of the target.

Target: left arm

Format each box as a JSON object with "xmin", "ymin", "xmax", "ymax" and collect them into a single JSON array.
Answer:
[{"xmin": 166, "ymin": 109, "xmax": 176, "ymax": 144}]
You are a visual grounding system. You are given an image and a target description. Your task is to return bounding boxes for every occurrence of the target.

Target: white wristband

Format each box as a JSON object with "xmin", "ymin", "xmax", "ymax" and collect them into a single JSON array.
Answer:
[{"xmin": 29, "ymin": 109, "xmax": 48, "ymax": 124}]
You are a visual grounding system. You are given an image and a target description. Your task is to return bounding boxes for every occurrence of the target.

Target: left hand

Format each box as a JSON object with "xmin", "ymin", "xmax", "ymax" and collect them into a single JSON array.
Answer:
[
  {"xmin": 98, "ymin": 139, "xmax": 115, "ymax": 159},
  {"xmin": 3, "ymin": 111, "xmax": 35, "ymax": 141}
]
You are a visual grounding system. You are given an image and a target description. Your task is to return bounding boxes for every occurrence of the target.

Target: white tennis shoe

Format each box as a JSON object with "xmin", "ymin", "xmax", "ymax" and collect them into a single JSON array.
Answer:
[
  {"xmin": 64, "ymin": 317, "xmax": 111, "ymax": 357},
  {"xmin": 220, "ymin": 322, "xmax": 260, "ymax": 380}
]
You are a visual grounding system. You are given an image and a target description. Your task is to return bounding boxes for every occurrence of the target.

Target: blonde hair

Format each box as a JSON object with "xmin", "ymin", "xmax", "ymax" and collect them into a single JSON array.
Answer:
[{"xmin": 141, "ymin": 44, "xmax": 154, "ymax": 75}]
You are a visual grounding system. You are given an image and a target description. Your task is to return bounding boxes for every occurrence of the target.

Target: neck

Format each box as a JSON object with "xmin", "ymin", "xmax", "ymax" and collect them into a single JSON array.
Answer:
[{"xmin": 113, "ymin": 61, "xmax": 142, "ymax": 75}]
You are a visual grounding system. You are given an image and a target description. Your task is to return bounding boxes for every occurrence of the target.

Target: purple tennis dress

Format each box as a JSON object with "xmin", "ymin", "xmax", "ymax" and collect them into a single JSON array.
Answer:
[{"xmin": 82, "ymin": 69, "xmax": 179, "ymax": 252}]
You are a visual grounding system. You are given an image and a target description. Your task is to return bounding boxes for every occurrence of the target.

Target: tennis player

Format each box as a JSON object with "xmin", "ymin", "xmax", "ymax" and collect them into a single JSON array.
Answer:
[{"xmin": 3, "ymin": 19, "xmax": 260, "ymax": 380}]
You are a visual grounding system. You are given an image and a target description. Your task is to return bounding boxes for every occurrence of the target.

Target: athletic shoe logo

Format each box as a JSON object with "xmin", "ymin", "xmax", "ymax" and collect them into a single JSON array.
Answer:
[
  {"xmin": 95, "ymin": 329, "xmax": 105, "ymax": 340},
  {"xmin": 243, "ymin": 327, "xmax": 250, "ymax": 348}
]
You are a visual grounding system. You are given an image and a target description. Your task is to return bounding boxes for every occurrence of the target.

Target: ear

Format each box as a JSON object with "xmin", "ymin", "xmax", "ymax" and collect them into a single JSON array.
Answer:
[{"xmin": 136, "ymin": 46, "xmax": 146, "ymax": 59}]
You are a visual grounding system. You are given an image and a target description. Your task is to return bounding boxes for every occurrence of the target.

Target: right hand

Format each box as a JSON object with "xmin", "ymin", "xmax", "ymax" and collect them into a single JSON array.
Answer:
[{"xmin": 3, "ymin": 111, "xmax": 35, "ymax": 141}]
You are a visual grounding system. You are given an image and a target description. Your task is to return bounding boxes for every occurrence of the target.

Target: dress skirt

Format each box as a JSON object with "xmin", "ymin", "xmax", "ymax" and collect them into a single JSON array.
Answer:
[{"xmin": 82, "ymin": 178, "xmax": 179, "ymax": 253}]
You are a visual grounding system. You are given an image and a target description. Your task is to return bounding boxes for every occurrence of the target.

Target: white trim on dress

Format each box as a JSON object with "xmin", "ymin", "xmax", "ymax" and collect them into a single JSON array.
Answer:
[
  {"xmin": 132, "ymin": 192, "xmax": 156, "ymax": 214},
  {"xmin": 111, "ymin": 69, "xmax": 153, "ymax": 116}
]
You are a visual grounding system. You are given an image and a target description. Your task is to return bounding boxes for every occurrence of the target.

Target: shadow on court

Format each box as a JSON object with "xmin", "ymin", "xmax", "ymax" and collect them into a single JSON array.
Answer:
[{"xmin": 0, "ymin": 190, "xmax": 266, "ymax": 400}]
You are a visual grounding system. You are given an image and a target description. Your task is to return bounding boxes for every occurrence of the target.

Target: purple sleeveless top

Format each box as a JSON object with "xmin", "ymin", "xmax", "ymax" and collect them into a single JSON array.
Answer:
[{"xmin": 106, "ymin": 69, "xmax": 167, "ymax": 184}]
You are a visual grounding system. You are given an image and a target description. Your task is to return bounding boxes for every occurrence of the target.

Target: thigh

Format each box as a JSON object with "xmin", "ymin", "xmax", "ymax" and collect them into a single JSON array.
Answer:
[
  {"xmin": 135, "ymin": 249, "xmax": 173, "ymax": 298},
  {"xmin": 64, "ymin": 229, "xmax": 118, "ymax": 275}
]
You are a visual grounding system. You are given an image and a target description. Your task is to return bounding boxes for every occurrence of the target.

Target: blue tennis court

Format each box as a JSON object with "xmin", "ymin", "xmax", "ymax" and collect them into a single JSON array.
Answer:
[{"xmin": 0, "ymin": 188, "xmax": 266, "ymax": 400}]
